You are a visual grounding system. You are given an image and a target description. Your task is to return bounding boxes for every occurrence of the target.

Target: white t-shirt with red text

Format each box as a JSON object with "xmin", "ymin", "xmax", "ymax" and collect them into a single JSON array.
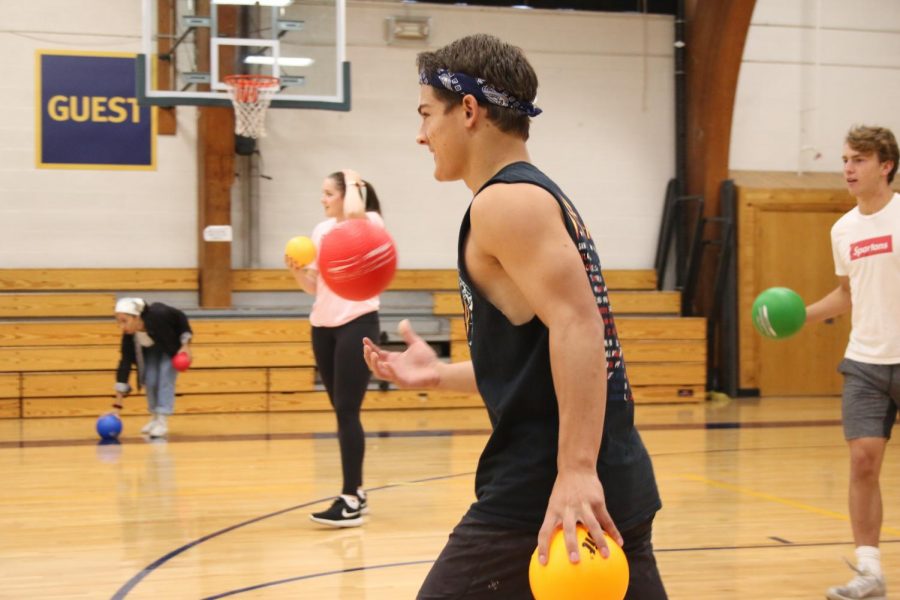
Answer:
[
  {"xmin": 831, "ymin": 192, "xmax": 900, "ymax": 363},
  {"xmin": 308, "ymin": 212, "xmax": 384, "ymax": 328}
]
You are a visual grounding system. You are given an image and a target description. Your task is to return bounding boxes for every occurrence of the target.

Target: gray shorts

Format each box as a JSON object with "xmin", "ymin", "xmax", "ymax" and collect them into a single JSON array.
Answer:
[{"xmin": 839, "ymin": 358, "xmax": 900, "ymax": 440}]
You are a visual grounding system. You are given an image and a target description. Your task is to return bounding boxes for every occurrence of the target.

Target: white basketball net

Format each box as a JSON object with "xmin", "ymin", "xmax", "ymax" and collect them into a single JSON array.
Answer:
[{"xmin": 224, "ymin": 75, "xmax": 280, "ymax": 139}]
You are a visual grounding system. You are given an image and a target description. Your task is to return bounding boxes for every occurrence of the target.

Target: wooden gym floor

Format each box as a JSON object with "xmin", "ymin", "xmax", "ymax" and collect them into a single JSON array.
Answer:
[{"xmin": 1, "ymin": 396, "xmax": 897, "ymax": 599}]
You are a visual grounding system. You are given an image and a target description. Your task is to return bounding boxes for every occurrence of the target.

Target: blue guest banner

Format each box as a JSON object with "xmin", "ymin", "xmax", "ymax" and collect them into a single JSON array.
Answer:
[{"xmin": 36, "ymin": 51, "xmax": 156, "ymax": 170}]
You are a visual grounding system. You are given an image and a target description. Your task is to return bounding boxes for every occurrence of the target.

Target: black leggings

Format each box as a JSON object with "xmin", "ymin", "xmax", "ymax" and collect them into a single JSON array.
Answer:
[{"xmin": 311, "ymin": 312, "xmax": 380, "ymax": 495}]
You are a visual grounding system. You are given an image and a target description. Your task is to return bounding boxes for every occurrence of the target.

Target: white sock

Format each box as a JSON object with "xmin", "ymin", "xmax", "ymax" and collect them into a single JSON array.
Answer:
[
  {"xmin": 855, "ymin": 546, "xmax": 882, "ymax": 578},
  {"xmin": 340, "ymin": 494, "xmax": 360, "ymax": 510},
  {"xmin": 356, "ymin": 488, "xmax": 367, "ymax": 501}
]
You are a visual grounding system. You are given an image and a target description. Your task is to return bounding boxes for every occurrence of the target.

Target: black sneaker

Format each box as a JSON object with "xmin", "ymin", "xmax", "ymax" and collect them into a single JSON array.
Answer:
[
  {"xmin": 310, "ymin": 495, "xmax": 363, "ymax": 528},
  {"xmin": 357, "ymin": 490, "xmax": 369, "ymax": 515}
]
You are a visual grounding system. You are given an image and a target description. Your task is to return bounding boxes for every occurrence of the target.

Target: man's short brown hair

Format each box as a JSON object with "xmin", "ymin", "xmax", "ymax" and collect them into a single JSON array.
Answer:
[
  {"xmin": 846, "ymin": 125, "xmax": 899, "ymax": 183},
  {"xmin": 417, "ymin": 34, "xmax": 538, "ymax": 141}
]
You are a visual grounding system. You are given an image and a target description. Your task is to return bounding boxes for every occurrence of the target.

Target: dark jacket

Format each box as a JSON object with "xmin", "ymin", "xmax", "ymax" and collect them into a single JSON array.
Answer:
[{"xmin": 115, "ymin": 303, "xmax": 192, "ymax": 392}]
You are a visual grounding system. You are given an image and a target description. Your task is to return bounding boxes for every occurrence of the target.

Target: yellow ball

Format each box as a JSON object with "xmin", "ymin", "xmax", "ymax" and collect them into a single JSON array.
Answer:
[
  {"xmin": 284, "ymin": 236, "xmax": 316, "ymax": 267},
  {"xmin": 529, "ymin": 525, "xmax": 629, "ymax": 600}
]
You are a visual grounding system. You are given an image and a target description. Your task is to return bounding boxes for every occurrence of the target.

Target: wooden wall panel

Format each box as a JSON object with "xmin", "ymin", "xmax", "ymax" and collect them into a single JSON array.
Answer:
[
  {"xmin": 231, "ymin": 269, "xmax": 656, "ymax": 293},
  {"xmin": 0, "ymin": 322, "xmax": 120, "ymax": 347},
  {"xmin": 22, "ymin": 393, "xmax": 268, "ymax": 418},
  {"xmin": 0, "ymin": 343, "xmax": 314, "ymax": 372},
  {"xmin": 609, "ymin": 291, "xmax": 681, "ymax": 314},
  {"xmin": 269, "ymin": 390, "xmax": 482, "ymax": 412},
  {"xmin": 450, "ymin": 342, "xmax": 470, "ymax": 363},
  {"xmin": 0, "ymin": 399, "xmax": 19, "ymax": 418},
  {"xmin": 268, "ymin": 391, "xmax": 331, "ymax": 412},
  {"xmin": 452, "ymin": 340, "xmax": 706, "ymax": 365},
  {"xmin": 0, "ymin": 269, "xmax": 657, "ymax": 295},
  {"xmin": 434, "ymin": 291, "xmax": 681, "ymax": 316},
  {"xmin": 632, "ymin": 385, "xmax": 705, "ymax": 404},
  {"xmin": 450, "ymin": 317, "xmax": 708, "ymax": 342},
  {"xmin": 0, "ymin": 319, "xmax": 310, "ymax": 347},
  {"xmin": 0, "ymin": 347, "xmax": 118, "ymax": 372},
  {"xmin": 232, "ymin": 269, "xmax": 305, "ymax": 292},
  {"xmin": 616, "ymin": 317, "xmax": 706, "ymax": 340},
  {"xmin": 0, "ymin": 374, "xmax": 19, "ymax": 398},
  {"xmin": 22, "ymin": 372, "xmax": 123, "ymax": 397},
  {"xmin": 623, "ymin": 340, "xmax": 707, "ymax": 363},
  {"xmin": 0, "ymin": 294, "xmax": 115, "ymax": 318},
  {"xmin": 450, "ymin": 314, "xmax": 707, "ymax": 403},
  {"xmin": 191, "ymin": 320, "xmax": 311, "ymax": 344},
  {"xmin": 450, "ymin": 318, "xmax": 466, "ymax": 341},
  {"xmin": 0, "ymin": 269, "xmax": 197, "ymax": 291},
  {"xmin": 430, "ymin": 292, "xmax": 463, "ymax": 316},
  {"xmin": 233, "ymin": 269, "xmax": 462, "ymax": 291},
  {"xmin": 389, "ymin": 270, "xmax": 459, "ymax": 290},
  {"xmin": 737, "ymin": 187, "xmax": 856, "ymax": 394},
  {"xmin": 156, "ymin": 0, "xmax": 177, "ymax": 135},
  {"xmin": 361, "ymin": 390, "xmax": 482, "ymax": 410},
  {"xmin": 268, "ymin": 368, "xmax": 316, "ymax": 392},
  {"xmin": 192, "ymin": 343, "xmax": 315, "ymax": 368},
  {"xmin": 22, "ymin": 369, "xmax": 268, "ymax": 398},
  {"xmin": 628, "ymin": 363, "xmax": 706, "ymax": 386},
  {"xmin": 604, "ymin": 270, "xmax": 657, "ymax": 290},
  {"xmin": 0, "ymin": 266, "xmax": 702, "ymax": 413},
  {"xmin": 195, "ymin": 1, "xmax": 236, "ymax": 308}
]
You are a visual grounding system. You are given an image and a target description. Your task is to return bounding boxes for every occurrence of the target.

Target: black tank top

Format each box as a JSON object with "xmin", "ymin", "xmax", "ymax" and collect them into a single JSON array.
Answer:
[{"xmin": 458, "ymin": 161, "xmax": 661, "ymax": 532}]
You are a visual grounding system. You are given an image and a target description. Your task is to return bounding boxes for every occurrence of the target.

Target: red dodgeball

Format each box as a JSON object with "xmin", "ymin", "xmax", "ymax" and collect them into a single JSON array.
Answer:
[
  {"xmin": 172, "ymin": 351, "xmax": 192, "ymax": 372},
  {"xmin": 318, "ymin": 219, "xmax": 397, "ymax": 301}
]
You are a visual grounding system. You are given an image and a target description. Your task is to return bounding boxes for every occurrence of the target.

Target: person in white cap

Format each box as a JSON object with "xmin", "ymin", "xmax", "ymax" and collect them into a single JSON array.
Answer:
[{"xmin": 112, "ymin": 297, "xmax": 193, "ymax": 437}]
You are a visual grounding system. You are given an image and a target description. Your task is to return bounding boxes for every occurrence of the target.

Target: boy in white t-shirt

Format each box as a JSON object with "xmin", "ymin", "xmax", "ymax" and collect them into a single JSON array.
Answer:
[{"xmin": 806, "ymin": 125, "xmax": 899, "ymax": 600}]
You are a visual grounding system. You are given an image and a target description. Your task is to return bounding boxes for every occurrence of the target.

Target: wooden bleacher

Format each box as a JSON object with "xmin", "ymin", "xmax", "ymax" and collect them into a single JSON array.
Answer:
[
  {"xmin": 0, "ymin": 293, "xmax": 117, "ymax": 318},
  {"xmin": 0, "ymin": 268, "xmax": 706, "ymax": 418}
]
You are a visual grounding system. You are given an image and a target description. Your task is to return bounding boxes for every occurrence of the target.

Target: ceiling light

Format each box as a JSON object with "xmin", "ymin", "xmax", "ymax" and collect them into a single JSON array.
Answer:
[{"xmin": 244, "ymin": 56, "xmax": 314, "ymax": 67}]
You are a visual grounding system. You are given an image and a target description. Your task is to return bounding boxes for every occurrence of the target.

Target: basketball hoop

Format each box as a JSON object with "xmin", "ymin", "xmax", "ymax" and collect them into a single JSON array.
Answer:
[{"xmin": 223, "ymin": 74, "xmax": 280, "ymax": 139}]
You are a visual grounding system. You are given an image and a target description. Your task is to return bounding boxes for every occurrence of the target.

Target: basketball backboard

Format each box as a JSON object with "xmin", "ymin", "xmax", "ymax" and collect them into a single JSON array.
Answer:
[{"xmin": 138, "ymin": 0, "xmax": 348, "ymax": 110}]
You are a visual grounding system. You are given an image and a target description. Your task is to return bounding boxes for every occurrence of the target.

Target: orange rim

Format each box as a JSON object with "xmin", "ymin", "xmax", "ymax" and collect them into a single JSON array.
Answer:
[{"xmin": 224, "ymin": 74, "xmax": 280, "ymax": 103}]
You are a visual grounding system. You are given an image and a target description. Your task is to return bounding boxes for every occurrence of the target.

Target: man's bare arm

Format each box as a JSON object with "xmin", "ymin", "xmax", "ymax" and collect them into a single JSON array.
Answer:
[
  {"xmin": 362, "ymin": 320, "xmax": 478, "ymax": 393},
  {"xmin": 806, "ymin": 276, "xmax": 851, "ymax": 323},
  {"xmin": 470, "ymin": 183, "xmax": 620, "ymax": 563}
]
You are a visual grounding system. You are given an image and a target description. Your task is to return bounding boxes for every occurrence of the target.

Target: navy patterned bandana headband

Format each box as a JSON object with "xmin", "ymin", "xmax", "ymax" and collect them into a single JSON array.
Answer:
[{"xmin": 419, "ymin": 68, "xmax": 542, "ymax": 117}]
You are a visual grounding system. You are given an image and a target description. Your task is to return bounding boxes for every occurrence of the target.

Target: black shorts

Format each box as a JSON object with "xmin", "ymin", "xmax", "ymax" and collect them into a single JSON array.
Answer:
[{"xmin": 416, "ymin": 514, "xmax": 667, "ymax": 600}]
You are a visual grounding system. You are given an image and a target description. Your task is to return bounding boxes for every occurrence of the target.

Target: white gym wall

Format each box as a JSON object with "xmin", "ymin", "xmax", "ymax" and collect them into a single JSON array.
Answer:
[{"xmin": 1, "ymin": 0, "xmax": 897, "ymax": 270}]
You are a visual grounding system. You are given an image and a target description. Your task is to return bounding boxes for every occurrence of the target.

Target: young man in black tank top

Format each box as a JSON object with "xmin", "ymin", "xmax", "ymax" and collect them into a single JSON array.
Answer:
[{"xmin": 363, "ymin": 34, "xmax": 667, "ymax": 599}]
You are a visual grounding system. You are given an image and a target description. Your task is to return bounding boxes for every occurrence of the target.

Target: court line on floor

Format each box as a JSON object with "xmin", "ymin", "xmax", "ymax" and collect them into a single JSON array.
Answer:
[
  {"xmin": 201, "ymin": 560, "xmax": 435, "ymax": 599},
  {"xmin": 108, "ymin": 472, "xmax": 474, "ymax": 599},
  {"xmin": 641, "ymin": 419, "xmax": 842, "ymax": 431},
  {"xmin": 2, "ymin": 418, "xmax": 842, "ymax": 450},
  {"xmin": 108, "ymin": 453, "xmax": 883, "ymax": 598},
  {"xmin": 199, "ymin": 538, "xmax": 900, "ymax": 598},
  {"xmin": 651, "ymin": 442, "xmax": 843, "ymax": 458},
  {"xmin": 1, "ymin": 429, "xmax": 492, "ymax": 449},
  {"xmin": 656, "ymin": 538, "xmax": 900, "ymax": 553},
  {"xmin": 678, "ymin": 473, "xmax": 900, "ymax": 536}
]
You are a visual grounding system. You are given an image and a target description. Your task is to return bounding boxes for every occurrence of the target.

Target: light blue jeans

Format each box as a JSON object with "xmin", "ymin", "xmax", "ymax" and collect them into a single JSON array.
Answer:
[{"xmin": 143, "ymin": 346, "xmax": 178, "ymax": 416}]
